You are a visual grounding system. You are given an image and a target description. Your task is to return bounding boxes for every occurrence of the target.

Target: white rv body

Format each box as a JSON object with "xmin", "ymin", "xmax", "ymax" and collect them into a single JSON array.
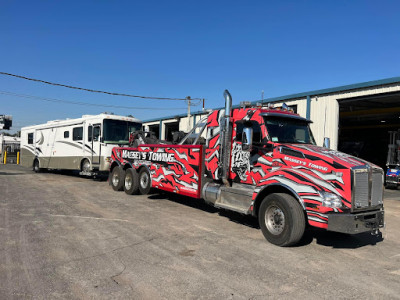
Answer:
[{"xmin": 20, "ymin": 114, "xmax": 142, "ymax": 173}]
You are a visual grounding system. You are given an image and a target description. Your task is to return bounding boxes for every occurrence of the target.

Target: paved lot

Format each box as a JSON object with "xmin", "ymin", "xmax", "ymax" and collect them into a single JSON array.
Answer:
[{"xmin": 0, "ymin": 164, "xmax": 399, "ymax": 299}]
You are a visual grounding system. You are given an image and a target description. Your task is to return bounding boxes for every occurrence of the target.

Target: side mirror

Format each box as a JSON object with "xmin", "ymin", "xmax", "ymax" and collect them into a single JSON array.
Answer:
[
  {"xmin": 323, "ymin": 137, "xmax": 330, "ymax": 149},
  {"xmin": 242, "ymin": 127, "xmax": 253, "ymax": 152}
]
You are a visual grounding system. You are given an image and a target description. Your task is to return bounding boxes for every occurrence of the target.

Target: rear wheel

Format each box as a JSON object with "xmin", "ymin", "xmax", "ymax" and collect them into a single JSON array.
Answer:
[
  {"xmin": 111, "ymin": 166, "xmax": 125, "ymax": 191},
  {"xmin": 33, "ymin": 159, "xmax": 41, "ymax": 173},
  {"xmin": 124, "ymin": 168, "xmax": 139, "ymax": 195},
  {"xmin": 258, "ymin": 193, "xmax": 305, "ymax": 247},
  {"xmin": 138, "ymin": 168, "xmax": 151, "ymax": 195}
]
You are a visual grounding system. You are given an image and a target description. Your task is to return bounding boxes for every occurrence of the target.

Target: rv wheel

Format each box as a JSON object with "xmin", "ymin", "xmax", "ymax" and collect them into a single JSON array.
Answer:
[
  {"xmin": 258, "ymin": 193, "xmax": 305, "ymax": 247},
  {"xmin": 138, "ymin": 168, "xmax": 151, "ymax": 195},
  {"xmin": 81, "ymin": 159, "xmax": 91, "ymax": 173},
  {"xmin": 124, "ymin": 168, "xmax": 139, "ymax": 195},
  {"xmin": 33, "ymin": 159, "xmax": 41, "ymax": 173},
  {"xmin": 111, "ymin": 166, "xmax": 125, "ymax": 191}
]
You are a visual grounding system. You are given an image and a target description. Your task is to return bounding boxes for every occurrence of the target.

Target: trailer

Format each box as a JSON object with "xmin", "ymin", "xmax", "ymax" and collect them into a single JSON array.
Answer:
[
  {"xmin": 109, "ymin": 91, "xmax": 385, "ymax": 246},
  {"xmin": 21, "ymin": 113, "xmax": 142, "ymax": 174}
]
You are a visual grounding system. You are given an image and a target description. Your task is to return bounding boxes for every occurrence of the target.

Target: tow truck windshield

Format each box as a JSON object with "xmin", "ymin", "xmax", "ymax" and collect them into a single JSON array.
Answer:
[
  {"xmin": 264, "ymin": 116, "xmax": 316, "ymax": 145},
  {"xmin": 103, "ymin": 119, "xmax": 141, "ymax": 144}
]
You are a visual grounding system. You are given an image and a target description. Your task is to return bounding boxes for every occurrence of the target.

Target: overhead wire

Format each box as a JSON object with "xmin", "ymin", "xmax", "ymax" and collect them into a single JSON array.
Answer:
[
  {"xmin": 0, "ymin": 90, "xmax": 188, "ymax": 110},
  {"xmin": 0, "ymin": 71, "xmax": 203, "ymax": 101}
]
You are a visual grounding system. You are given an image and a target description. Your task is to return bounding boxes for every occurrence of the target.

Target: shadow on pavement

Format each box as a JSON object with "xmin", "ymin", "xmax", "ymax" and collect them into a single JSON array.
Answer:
[
  {"xmin": 149, "ymin": 191, "xmax": 259, "ymax": 229},
  {"xmin": 148, "ymin": 191, "xmax": 384, "ymax": 248},
  {"xmin": 298, "ymin": 227, "xmax": 384, "ymax": 248},
  {"xmin": 0, "ymin": 172, "xmax": 27, "ymax": 176}
]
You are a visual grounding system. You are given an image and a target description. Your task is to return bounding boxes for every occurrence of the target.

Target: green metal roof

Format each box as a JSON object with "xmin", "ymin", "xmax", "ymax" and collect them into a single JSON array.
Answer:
[{"xmin": 143, "ymin": 76, "xmax": 400, "ymax": 123}]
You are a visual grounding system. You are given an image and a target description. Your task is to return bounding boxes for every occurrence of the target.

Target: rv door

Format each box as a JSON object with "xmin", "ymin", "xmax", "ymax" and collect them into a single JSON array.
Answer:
[{"xmin": 88, "ymin": 123, "xmax": 101, "ymax": 165}]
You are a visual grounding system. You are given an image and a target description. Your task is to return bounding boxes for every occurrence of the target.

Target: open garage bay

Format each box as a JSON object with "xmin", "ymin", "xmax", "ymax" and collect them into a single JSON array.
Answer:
[{"xmin": 339, "ymin": 91, "xmax": 400, "ymax": 168}]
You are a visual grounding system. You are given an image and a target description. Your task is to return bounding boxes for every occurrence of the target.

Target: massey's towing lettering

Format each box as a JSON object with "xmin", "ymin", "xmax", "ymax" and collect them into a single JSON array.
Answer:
[
  {"xmin": 121, "ymin": 150, "xmax": 175, "ymax": 162},
  {"xmin": 283, "ymin": 156, "xmax": 328, "ymax": 172}
]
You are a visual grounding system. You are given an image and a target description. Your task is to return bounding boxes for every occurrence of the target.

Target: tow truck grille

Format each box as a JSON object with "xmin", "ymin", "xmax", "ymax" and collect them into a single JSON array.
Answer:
[{"xmin": 352, "ymin": 166, "xmax": 383, "ymax": 211}]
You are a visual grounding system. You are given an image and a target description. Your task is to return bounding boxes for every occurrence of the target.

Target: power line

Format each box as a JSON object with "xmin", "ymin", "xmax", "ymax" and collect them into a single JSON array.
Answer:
[
  {"xmin": 0, "ymin": 72, "xmax": 202, "ymax": 101},
  {"xmin": 0, "ymin": 90, "xmax": 188, "ymax": 111}
]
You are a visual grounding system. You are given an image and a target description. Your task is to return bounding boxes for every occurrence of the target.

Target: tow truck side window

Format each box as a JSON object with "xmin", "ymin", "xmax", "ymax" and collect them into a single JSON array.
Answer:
[{"xmin": 235, "ymin": 121, "xmax": 262, "ymax": 145}]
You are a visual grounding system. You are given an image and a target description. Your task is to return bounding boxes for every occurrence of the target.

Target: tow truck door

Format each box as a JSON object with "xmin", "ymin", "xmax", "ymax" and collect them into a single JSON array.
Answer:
[{"xmin": 230, "ymin": 110, "xmax": 273, "ymax": 185}]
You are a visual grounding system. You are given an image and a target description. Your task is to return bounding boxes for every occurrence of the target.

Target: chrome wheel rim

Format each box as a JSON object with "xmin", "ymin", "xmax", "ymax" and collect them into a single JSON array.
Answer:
[
  {"xmin": 112, "ymin": 172, "xmax": 119, "ymax": 186},
  {"xmin": 83, "ymin": 161, "xmax": 90, "ymax": 172},
  {"xmin": 140, "ymin": 172, "xmax": 149, "ymax": 189},
  {"xmin": 125, "ymin": 174, "xmax": 132, "ymax": 190},
  {"xmin": 265, "ymin": 205, "xmax": 285, "ymax": 235}
]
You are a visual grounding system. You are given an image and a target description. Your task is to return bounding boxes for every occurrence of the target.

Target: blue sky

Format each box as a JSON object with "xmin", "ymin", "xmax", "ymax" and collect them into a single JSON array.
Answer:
[{"xmin": 1, "ymin": 0, "xmax": 399, "ymax": 133}]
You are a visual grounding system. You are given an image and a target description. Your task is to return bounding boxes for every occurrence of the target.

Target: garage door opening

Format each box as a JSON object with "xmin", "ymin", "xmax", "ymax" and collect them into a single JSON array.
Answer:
[
  {"xmin": 148, "ymin": 124, "xmax": 160, "ymax": 140},
  {"xmin": 338, "ymin": 92, "xmax": 400, "ymax": 169},
  {"xmin": 164, "ymin": 122, "xmax": 179, "ymax": 142}
]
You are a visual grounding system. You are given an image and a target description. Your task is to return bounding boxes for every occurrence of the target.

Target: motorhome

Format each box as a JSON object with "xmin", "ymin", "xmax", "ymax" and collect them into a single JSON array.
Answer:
[{"xmin": 20, "ymin": 113, "xmax": 142, "ymax": 174}]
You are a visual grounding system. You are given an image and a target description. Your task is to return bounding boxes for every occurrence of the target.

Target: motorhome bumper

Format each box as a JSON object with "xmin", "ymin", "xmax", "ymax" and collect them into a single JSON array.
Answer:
[{"xmin": 327, "ymin": 210, "xmax": 384, "ymax": 234}]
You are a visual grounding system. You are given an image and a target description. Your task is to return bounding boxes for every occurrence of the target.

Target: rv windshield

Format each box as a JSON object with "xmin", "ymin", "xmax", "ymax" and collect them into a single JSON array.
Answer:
[
  {"xmin": 103, "ymin": 119, "xmax": 141, "ymax": 144},
  {"xmin": 264, "ymin": 117, "xmax": 316, "ymax": 145}
]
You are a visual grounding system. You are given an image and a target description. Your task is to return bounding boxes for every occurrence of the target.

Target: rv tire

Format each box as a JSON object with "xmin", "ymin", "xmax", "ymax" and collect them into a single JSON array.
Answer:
[
  {"xmin": 33, "ymin": 159, "xmax": 41, "ymax": 173},
  {"xmin": 258, "ymin": 193, "xmax": 305, "ymax": 247},
  {"xmin": 138, "ymin": 168, "xmax": 151, "ymax": 195},
  {"xmin": 81, "ymin": 159, "xmax": 91, "ymax": 173},
  {"xmin": 111, "ymin": 166, "xmax": 125, "ymax": 191}
]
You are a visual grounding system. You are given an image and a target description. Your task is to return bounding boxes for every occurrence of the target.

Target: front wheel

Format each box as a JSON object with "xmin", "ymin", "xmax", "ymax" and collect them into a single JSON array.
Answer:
[
  {"xmin": 138, "ymin": 168, "xmax": 151, "ymax": 195},
  {"xmin": 81, "ymin": 159, "xmax": 91, "ymax": 173},
  {"xmin": 258, "ymin": 193, "xmax": 305, "ymax": 247},
  {"xmin": 111, "ymin": 166, "xmax": 125, "ymax": 191}
]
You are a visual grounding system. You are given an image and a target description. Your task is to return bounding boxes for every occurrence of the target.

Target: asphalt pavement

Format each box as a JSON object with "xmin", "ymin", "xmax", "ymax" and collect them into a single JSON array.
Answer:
[{"xmin": 0, "ymin": 164, "xmax": 399, "ymax": 299}]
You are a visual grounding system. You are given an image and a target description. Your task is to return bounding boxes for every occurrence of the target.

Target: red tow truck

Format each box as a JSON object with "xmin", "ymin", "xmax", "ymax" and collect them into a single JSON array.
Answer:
[{"xmin": 109, "ymin": 90, "xmax": 384, "ymax": 246}]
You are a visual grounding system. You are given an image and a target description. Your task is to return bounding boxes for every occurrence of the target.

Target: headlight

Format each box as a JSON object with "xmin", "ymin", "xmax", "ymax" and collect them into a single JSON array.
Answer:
[{"xmin": 320, "ymin": 191, "xmax": 343, "ymax": 208}]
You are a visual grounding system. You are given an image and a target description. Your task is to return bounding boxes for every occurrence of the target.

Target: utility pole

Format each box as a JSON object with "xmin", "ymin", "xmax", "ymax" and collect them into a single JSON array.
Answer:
[
  {"xmin": 186, "ymin": 96, "xmax": 191, "ymax": 131},
  {"xmin": 261, "ymin": 90, "xmax": 264, "ymax": 103}
]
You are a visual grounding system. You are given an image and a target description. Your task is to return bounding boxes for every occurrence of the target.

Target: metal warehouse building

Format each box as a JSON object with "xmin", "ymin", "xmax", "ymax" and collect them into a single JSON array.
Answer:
[{"xmin": 143, "ymin": 77, "xmax": 400, "ymax": 168}]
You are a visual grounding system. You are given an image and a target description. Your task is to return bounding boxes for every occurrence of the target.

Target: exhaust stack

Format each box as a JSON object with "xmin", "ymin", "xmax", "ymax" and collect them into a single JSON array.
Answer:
[{"xmin": 220, "ymin": 90, "xmax": 232, "ymax": 186}]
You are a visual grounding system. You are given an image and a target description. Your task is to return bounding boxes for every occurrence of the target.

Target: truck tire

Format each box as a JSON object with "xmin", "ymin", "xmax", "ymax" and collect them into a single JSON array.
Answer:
[
  {"xmin": 111, "ymin": 166, "xmax": 125, "ymax": 191},
  {"xmin": 258, "ymin": 193, "xmax": 305, "ymax": 247},
  {"xmin": 138, "ymin": 168, "xmax": 151, "ymax": 195},
  {"xmin": 124, "ymin": 168, "xmax": 139, "ymax": 195}
]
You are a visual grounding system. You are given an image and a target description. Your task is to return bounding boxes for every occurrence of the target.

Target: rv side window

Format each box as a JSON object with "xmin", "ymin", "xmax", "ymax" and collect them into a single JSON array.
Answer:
[
  {"xmin": 28, "ymin": 133, "xmax": 34, "ymax": 144},
  {"xmin": 73, "ymin": 127, "xmax": 83, "ymax": 141},
  {"xmin": 64, "ymin": 131, "xmax": 69, "ymax": 138},
  {"xmin": 88, "ymin": 126, "xmax": 92, "ymax": 142}
]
